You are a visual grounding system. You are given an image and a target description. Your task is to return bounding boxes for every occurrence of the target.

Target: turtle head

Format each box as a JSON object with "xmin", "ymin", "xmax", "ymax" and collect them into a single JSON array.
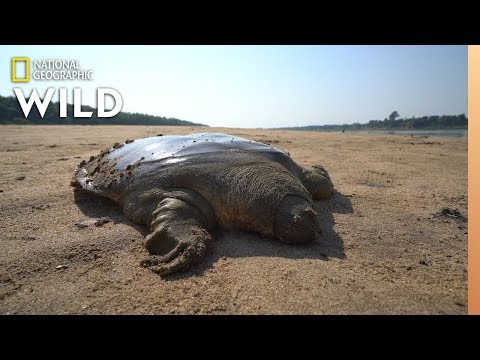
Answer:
[{"xmin": 274, "ymin": 195, "xmax": 320, "ymax": 244}]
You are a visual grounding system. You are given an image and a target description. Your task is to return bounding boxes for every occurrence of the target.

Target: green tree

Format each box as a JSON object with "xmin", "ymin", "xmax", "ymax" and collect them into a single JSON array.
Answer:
[{"xmin": 389, "ymin": 111, "xmax": 400, "ymax": 122}]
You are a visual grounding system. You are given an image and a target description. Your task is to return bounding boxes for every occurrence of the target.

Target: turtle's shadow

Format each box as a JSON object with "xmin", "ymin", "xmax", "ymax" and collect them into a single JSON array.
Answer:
[
  {"xmin": 73, "ymin": 189, "xmax": 352, "ymax": 280},
  {"xmin": 73, "ymin": 188, "xmax": 149, "ymax": 236},
  {"xmin": 169, "ymin": 190, "xmax": 352, "ymax": 280}
]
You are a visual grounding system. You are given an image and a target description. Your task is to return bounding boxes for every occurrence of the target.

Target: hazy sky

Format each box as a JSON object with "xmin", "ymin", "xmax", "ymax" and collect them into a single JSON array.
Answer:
[{"xmin": 0, "ymin": 45, "xmax": 467, "ymax": 128}]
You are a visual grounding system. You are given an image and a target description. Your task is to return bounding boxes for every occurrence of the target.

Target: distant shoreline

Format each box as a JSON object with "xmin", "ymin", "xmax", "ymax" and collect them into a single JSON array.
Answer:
[
  {"xmin": 272, "ymin": 128, "xmax": 468, "ymax": 138},
  {"xmin": 0, "ymin": 94, "xmax": 205, "ymax": 127},
  {"xmin": 350, "ymin": 129, "xmax": 467, "ymax": 137},
  {"xmin": 0, "ymin": 122, "xmax": 205, "ymax": 126},
  {"xmin": 277, "ymin": 114, "xmax": 467, "ymax": 133},
  {"xmin": 274, "ymin": 127, "xmax": 467, "ymax": 131}
]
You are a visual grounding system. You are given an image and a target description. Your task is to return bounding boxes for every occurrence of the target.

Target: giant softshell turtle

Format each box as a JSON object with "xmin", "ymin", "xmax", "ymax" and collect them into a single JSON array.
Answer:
[{"xmin": 72, "ymin": 133, "xmax": 334, "ymax": 275}]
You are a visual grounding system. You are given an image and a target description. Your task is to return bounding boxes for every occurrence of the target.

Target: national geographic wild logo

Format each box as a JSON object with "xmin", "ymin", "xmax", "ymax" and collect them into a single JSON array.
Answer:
[{"xmin": 11, "ymin": 57, "xmax": 123, "ymax": 118}]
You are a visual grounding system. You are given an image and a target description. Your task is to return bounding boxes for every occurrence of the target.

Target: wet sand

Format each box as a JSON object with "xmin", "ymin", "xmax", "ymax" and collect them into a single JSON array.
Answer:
[{"xmin": 0, "ymin": 125, "xmax": 467, "ymax": 314}]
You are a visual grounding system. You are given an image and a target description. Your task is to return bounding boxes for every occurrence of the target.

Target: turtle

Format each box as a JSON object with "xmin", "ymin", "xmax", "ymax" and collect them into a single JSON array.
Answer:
[{"xmin": 71, "ymin": 133, "xmax": 334, "ymax": 276}]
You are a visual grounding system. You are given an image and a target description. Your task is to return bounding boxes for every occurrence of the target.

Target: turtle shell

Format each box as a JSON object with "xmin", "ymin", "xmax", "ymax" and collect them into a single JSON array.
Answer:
[{"xmin": 73, "ymin": 133, "xmax": 286, "ymax": 197}]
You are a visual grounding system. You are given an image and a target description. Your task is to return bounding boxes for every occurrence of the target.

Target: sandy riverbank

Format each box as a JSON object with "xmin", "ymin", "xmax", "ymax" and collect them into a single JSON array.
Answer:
[{"xmin": 0, "ymin": 125, "xmax": 467, "ymax": 314}]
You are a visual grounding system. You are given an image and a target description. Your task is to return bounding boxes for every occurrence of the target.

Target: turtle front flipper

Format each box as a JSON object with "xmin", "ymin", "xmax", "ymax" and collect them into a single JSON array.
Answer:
[
  {"xmin": 140, "ymin": 197, "xmax": 214, "ymax": 276},
  {"xmin": 299, "ymin": 165, "xmax": 334, "ymax": 200}
]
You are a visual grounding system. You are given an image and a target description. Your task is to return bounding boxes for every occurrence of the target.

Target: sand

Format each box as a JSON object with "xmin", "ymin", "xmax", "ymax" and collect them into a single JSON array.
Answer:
[{"xmin": 0, "ymin": 125, "xmax": 467, "ymax": 314}]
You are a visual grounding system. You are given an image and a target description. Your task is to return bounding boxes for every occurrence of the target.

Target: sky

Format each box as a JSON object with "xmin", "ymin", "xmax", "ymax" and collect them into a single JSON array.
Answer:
[{"xmin": 0, "ymin": 45, "xmax": 467, "ymax": 128}]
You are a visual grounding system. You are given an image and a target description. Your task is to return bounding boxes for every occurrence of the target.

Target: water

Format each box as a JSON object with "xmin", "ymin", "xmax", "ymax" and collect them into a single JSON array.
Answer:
[{"xmin": 349, "ymin": 129, "xmax": 467, "ymax": 138}]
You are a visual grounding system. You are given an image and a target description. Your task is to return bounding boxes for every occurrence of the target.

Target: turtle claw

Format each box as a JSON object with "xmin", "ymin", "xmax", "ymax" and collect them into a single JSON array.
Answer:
[{"xmin": 141, "ymin": 240, "xmax": 207, "ymax": 276}]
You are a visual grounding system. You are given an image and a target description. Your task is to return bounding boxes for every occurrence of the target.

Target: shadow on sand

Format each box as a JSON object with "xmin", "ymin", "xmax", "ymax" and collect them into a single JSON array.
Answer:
[
  {"xmin": 74, "ymin": 188, "xmax": 149, "ymax": 236},
  {"xmin": 73, "ymin": 189, "xmax": 352, "ymax": 279}
]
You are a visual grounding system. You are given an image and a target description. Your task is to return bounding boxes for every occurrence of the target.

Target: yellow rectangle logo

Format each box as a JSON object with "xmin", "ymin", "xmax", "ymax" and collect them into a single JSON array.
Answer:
[{"xmin": 11, "ymin": 57, "xmax": 30, "ymax": 82}]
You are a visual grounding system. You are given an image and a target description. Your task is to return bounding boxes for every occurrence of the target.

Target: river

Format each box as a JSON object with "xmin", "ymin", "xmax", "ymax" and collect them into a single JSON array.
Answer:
[{"xmin": 348, "ymin": 129, "xmax": 467, "ymax": 138}]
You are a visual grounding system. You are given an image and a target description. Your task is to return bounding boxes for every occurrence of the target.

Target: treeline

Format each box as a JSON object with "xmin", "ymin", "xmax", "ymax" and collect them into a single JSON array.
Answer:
[
  {"xmin": 281, "ymin": 114, "xmax": 468, "ymax": 131},
  {"xmin": 0, "ymin": 94, "xmax": 205, "ymax": 126}
]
